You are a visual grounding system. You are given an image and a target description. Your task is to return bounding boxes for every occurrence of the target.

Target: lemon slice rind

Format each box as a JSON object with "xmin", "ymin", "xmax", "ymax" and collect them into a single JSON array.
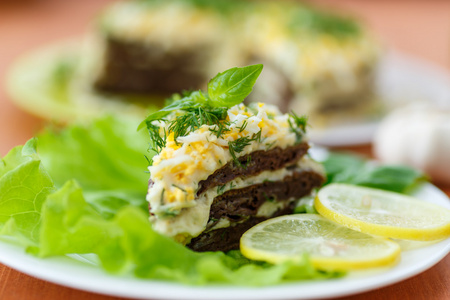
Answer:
[
  {"xmin": 315, "ymin": 183, "xmax": 450, "ymax": 241},
  {"xmin": 240, "ymin": 214, "xmax": 401, "ymax": 271}
]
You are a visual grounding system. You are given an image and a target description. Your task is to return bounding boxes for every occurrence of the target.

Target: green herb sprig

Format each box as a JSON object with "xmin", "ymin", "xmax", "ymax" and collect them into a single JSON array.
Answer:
[
  {"xmin": 138, "ymin": 65, "xmax": 262, "ymax": 130},
  {"xmin": 168, "ymin": 106, "xmax": 229, "ymax": 143},
  {"xmin": 288, "ymin": 111, "xmax": 308, "ymax": 144},
  {"xmin": 138, "ymin": 65, "xmax": 263, "ymax": 154},
  {"xmin": 228, "ymin": 130, "xmax": 262, "ymax": 167},
  {"xmin": 147, "ymin": 121, "xmax": 167, "ymax": 153}
]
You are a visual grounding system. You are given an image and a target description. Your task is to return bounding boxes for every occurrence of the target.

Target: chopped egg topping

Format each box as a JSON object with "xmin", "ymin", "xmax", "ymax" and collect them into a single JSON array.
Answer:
[
  {"xmin": 147, "ymin": 103, "xmax": 299, "ymax": 216},
  {"xmin": 104, "ymin": 1, "xmax": 223, "ymax": 49}
]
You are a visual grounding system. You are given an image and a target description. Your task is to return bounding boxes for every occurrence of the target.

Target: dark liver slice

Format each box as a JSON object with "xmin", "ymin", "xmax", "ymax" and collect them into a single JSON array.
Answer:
[
  {"xmin": 196, "ymin": 142, "xmax": 310, "ymax": 196},
  {"xmin": 187, "ymin": 170, "xmax": 325, "ymax": 252},
  {"xmin": 94, "ymin": 37, "xmax": 209, "ymax": 94}
]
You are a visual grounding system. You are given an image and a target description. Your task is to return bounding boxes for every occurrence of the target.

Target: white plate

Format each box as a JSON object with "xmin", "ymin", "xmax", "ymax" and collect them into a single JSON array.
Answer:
[
  {"xmin": 309, "ymin": 51, "xmax": 450, "ymax": 146},
  {"xmin": 0, "ymin": 183, "xmax": 449, "ymax": 300}
]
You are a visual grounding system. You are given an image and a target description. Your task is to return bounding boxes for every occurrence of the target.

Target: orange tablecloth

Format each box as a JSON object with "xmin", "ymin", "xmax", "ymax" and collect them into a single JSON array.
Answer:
[{"xmin": 0, "ymin": 1, "xmax": 449, "ymax": 299}]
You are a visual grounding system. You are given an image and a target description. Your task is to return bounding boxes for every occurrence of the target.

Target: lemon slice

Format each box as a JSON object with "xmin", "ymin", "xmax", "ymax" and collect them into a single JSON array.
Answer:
[
  {"xmin": 240, "ymin": 214, "xmax": 400, "ymax": 270},
  {"xmin": 315, "ymin": 183, "xmax": 450, "ymax": 241}
]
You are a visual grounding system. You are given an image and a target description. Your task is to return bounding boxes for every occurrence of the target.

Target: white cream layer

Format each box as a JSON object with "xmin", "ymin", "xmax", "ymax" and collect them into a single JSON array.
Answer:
[{"xmin": 150, "ymin": 156, "xmax": 324, "ymax": 243}]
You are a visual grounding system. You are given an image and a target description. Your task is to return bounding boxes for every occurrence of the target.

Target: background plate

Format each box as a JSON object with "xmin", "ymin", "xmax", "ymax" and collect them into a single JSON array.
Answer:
[
  {"xmin": 7, "ymin": 43, "xmax": 450, "ymax": 147},
  {"xmin": 0, "ymin": 183, "xmax": 449, "ymax": 300},
  {"xmin": 309, "ymin": 50, "xmax": 450, "ymax": 146}
]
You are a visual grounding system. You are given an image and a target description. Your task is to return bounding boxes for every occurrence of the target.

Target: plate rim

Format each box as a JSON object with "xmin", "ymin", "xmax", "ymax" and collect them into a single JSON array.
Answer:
[{"xmin": 0, "ymin": 182, "xmax": 449, "ymax": 300}]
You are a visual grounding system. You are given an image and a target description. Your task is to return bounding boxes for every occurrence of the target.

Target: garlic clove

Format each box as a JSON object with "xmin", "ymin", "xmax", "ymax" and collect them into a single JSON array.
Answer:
[{"xmin": 373, "ymin": 105, "xmax": 450, "ymax": 184}]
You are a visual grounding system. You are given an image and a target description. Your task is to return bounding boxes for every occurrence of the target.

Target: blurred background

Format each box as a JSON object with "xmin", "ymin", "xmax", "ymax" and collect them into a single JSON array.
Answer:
[
  {"xmin": 0, "ymin": 1, "xmax": 450, "ymax": 299},
  {"xmin": 1, "ymin": 0, "xmax": 450, "ymax": 156}
]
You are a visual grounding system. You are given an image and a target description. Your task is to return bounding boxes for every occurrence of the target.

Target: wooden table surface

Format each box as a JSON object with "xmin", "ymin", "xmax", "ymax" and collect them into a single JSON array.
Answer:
[{"xmin": 0, "ymin": 1, "xmax": 449, "ymax": 299}]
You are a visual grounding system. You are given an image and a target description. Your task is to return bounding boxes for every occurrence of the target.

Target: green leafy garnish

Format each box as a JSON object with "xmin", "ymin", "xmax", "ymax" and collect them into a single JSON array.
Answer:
[
  {"xmin": 138, "ymin": 65, "xmax": 263, "ymax": 132},
  {"xmin": 0, "ymin": 139, "xmax": 55, "ymax": 246},
  {"xmin": 207, "ymin": 64, "xmax": 263, "ymax": 108},
  {"xmin": 139, "ymin": 64, "xmax": 263, "ymax": 158},
  {"xmin": 228, "ymin": 137, "xmax": 252, "ymax": 165},
  {"xmin": 294, "ymin": 196, "xmax": 317, "ymax": 214},
  {"xmin": 146, "ymin": 121, "xmax": 166, "ymax": 154},
  {"xmin": 168, "ymin": 106, "xmax": 229, "ymax": 141},
  {"xmin": 0, "ymin": 115, "xmax": 432, "ymax": 285},
  {"xmin": 217, "ymin": 184, "xmax": 227, "ymax": 195},
  {"xmin": 322, "ymin": 152, "xmax": 427, "ymax": 193},
  {"xmin": 288, "ymin": 111, "xmax": 308, "ymax": 144},
  {"xmin": 0, "ymin": 115, "xmax": 340, "ymax": 285},
  {"xmin": 228, "ymin": 131, "xmax": 262, "ymax": 167}
]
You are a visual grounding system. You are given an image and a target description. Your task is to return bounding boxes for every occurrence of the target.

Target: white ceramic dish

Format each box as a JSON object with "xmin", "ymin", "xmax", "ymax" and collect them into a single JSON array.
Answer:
[
  {"xmin": 309, "ymin": 51, "xmax": 450, "ymax": 146},
  {"xmin": 1, "ymin": 183, "xmax": 448, "ymax": 300}
]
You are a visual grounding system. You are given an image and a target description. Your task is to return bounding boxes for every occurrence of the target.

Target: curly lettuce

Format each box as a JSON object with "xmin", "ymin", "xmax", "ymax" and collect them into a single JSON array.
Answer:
[{"xmin": 0, "ymin": 115, "xmax": 340, "ymax": 285}]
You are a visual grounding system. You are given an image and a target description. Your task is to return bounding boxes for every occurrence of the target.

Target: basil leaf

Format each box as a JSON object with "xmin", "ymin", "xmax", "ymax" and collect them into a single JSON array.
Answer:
[
  {"xmin": 138, "ymin": 64, "xmax": 264, "ymax": 132},
  {"xmin": 207, "ymin": 64, "xmax": 263, "ymax": 108}
]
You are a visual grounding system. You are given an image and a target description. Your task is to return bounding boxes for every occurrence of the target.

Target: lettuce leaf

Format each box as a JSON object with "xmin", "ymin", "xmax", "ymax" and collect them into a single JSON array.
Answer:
[
  {"xmin": 0, "ymin": 139, "xmax": 55, "ymax": 247},
  {"xmin": 0, "ymin": 115, "xmax": 340, "ymax": 285},
  {"xmin": 37, "ymin": 116, "xmax": 151, "ymax": 218},
  {"xmin": 38, "ymin": 180, "xmax": 336, "ymax": 284}
]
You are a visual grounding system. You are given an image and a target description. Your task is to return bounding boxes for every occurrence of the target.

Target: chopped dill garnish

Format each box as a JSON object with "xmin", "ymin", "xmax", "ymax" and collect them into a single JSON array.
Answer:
[
  {"xmin": 209, "ymin": 120, "xmax": 230, "ymax": 138},
  {"xmin": 140, "ymin": 65, "xmax": 264, "ymax": 156},
  {"xmin": 168, "ymin": 106, "xmax": 229, "ymax": 144},
  {"xmin": 161, "ymin": 210, "xmax": 178, "ymax": 218},
  {"xmin": 172, "ymin": 184, "xmax": 187, "ymax": 193},
  {"xmin": 228, "ymin": 130, "xmax": 262, "ymax": 167},
  {"xmin": 265, "ymin": 141, "xmax": 277, "ymax": 150},
  {"xmin": 288, "ymin": 111, "xmax": 308, "ymax": 143},
  {"xmin": 143, "ymin": 154, "xmax": 152, "ymax": 173},
  {"xmin": 253, "ymin": 130, "xmax": 262, "ymax": 143},
  {"xmin": 217, "ymin": 184, "xmax": 227, "ymax": 195},
  {"xmin": 147, "ymin": 122, "xmax": 166, "ymax": 153},
  {"xmin": 228, "ymin": 137, "xmax": 252, "ymax": 163},
  {"xmin": 146, "ymin": 105, "xmax": 229, "ymax": 154},
  {"xmin": 237, "ymin": 120, "xmax": 248, "ymax": 132},
  {"xmin": 244, "ymin": 156, "xmax": 252, "ymax": 168},
  {"xmin": 144, "ymin": 154, "xmax": 152, "ymax": 166},
  {"xmin": 160, "ymin": 188, "xmax": 166, "ymax": 205}
]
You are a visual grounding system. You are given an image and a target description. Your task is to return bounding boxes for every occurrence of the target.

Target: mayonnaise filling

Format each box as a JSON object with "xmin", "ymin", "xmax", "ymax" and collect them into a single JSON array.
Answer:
[
  {"xmin": 207, "ymin": 201, "xmax": 289, "ymax": 232},
  {"xmin": 150, "ymin": 156, "xmax": 324, "ymax": 242}
]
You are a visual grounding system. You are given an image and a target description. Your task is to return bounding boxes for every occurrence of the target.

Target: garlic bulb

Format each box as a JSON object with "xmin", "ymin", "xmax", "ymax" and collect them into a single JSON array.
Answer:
[{"xmin": 373, "ymin": 105, "xmax": 450, "ymax": 184}]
